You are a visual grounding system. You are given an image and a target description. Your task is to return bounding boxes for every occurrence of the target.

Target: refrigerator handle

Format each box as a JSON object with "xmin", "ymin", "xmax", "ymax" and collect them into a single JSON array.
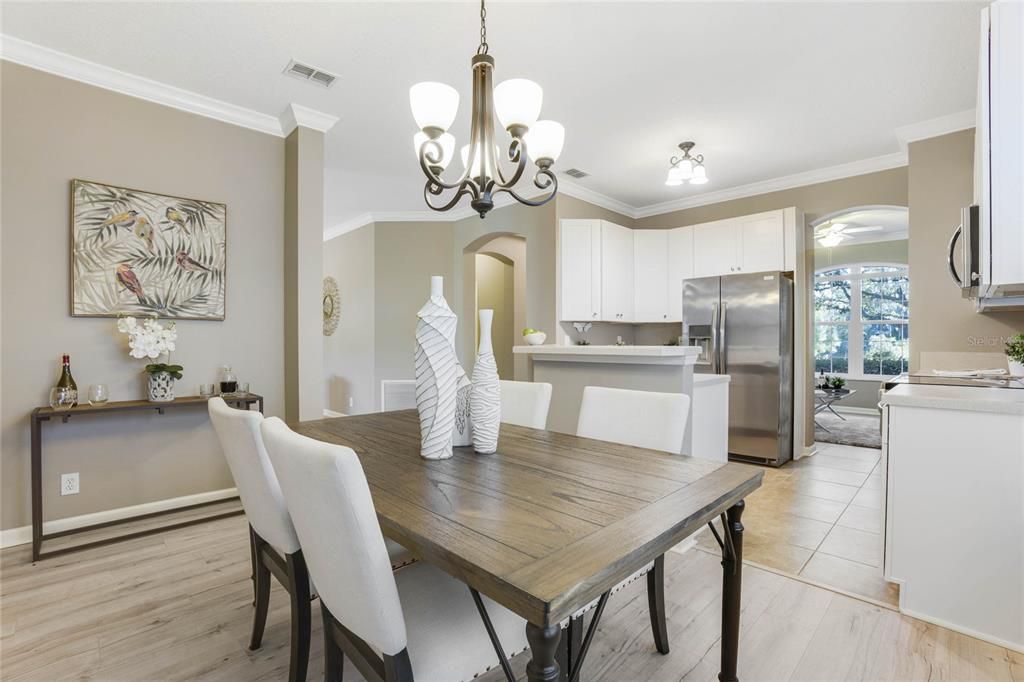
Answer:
[
  {"xmin": 719, "ymin": 301, "xmax": 727, "ymax": 376},
  {"xmin": 710, "ymin": 303, "xmax": 720, "ymax": 374}
]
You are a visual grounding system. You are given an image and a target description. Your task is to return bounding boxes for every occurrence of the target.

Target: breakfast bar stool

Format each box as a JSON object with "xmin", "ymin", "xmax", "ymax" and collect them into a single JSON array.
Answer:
[
  {"xmin": 260, "ymin": 418, "xmax": 528, "ymax": 682},
  {"xmin": 209, "ymin": 399, "xmax": 414, "ymax": 682},
  {"xmin": 572, "ymin": 386, "xmax": 691, "ymax": 667},
  {"xmin": 499, "ymin": 380, "xmax": 553, "ymax": 429}
]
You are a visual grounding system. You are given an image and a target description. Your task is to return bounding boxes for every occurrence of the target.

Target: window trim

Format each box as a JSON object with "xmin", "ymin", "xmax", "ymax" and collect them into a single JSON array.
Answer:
[{"xmin": 814, "ymin": 262, "xmax": 909, "ymax": 381}]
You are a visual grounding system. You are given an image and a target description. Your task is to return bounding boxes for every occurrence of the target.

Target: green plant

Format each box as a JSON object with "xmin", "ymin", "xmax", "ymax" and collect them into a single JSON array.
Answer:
[
  {"xmin": 829, "ymin": 376, "xmax": 846, "ymax": 390},
  {"xmin": 1006, "ymin": 333, "xmax": 1024, "ymax": 363},
  {"xmin": 144, "ymin": 363, "xmax": 183, "ymax": 380}
]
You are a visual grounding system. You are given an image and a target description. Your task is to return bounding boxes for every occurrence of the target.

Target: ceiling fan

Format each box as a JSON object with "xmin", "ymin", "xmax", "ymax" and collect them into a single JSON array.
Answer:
[{"xmin": 815, "ymin": 221, "xmax": 884, "ymax": 247}]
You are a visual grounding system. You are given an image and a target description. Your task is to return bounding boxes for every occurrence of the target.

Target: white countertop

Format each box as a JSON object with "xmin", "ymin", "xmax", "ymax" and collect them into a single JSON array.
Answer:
[
  {"xmin": 513, "ymin": 344, "xmax": 700, "ymax": 365},
  {"xmin": 693, "ymin": 374, "xmax": 731, "ymax": 386},
  {"xmin": 881, "ymin": 383, "xmax": 1024, "ymax": 415}
]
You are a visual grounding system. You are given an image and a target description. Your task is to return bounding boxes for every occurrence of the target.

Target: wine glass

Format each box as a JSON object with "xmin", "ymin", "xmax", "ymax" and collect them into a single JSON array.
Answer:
[
  {"xmin": 88, "ymin": 384, "xmax": 109, "ymax": 405},
  {"xmin": 49, "ymin": 387, "xmax": 77, "ymax": 411}
]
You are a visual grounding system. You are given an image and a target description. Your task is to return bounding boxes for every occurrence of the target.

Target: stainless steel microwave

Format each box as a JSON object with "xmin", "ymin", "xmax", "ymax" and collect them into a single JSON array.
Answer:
[{"xmin": 947, "ymin": 205, "xmax": 980, "ymax": 298}]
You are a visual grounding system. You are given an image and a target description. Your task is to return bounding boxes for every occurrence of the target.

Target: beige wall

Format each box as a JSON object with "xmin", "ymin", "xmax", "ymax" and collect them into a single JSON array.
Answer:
[
  {"xmin": 373, "ymin": 221, "xmax": 454, "ymax": 408},
  {"xmin": 907, "ymin": 129, "xmax": 1024, "ymax": 370},
  {"xmin": 634, "ymin": 167, "xmax": 909, "ymax": 229},
  {"xmin": 813, "ymin": 239, "xmax": 908, "ymax": 270},
  {"xmin": 469, "ymin": 235, "xmax": 527, "ymax": 379},
  {"xmin": 0, "ymin": 63, "xmax": 285, "ymax": 531},
  {"xmin": 474, "ymin": 254, "xmax": 515, "ymax": 378},
  {"xmin": 323, "ymin": 224, "xmax": 375, "ymax": 414},
  {"xmin": 284, "ymin": 126, "xmax": 325, "ymax": 422}
]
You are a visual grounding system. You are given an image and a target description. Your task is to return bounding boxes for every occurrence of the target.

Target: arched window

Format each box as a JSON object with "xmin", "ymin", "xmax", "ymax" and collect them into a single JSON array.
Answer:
[{"xmin": 815, "ymin": 263, "xmax": 909, "ymax": 378}]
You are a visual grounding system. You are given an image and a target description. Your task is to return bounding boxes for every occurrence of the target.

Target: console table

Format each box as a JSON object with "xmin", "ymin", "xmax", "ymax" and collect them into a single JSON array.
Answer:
[{"xmin": 30, "ymin": 394, "xmax": 262, "ymax": 561}]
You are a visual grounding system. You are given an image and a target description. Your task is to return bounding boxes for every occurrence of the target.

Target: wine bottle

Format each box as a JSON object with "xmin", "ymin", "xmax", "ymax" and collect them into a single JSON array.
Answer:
[{"xmin": 56, "ymin": 354, "xmax": 78, "ymax": 406}]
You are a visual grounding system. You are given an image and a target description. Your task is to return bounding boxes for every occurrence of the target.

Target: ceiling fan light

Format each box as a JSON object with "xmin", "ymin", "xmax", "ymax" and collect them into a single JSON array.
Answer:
[
  {"xmin": 524, "ymin": 120, "xmax": 565, "ymax": 164},
  {"xmin": 414, "ymin": 131, "xmax": 456, "ymax": 169},
  {"xmin": 494, "ymin": 79, "xmax": 543, "ymax": 131},
  {"xmin": 818, "ymin": 233, "xmax": 845, "ymax": 248},
  {"xmin": 409, "ymin": 82, "xmax": 460, "ymax": 133}
]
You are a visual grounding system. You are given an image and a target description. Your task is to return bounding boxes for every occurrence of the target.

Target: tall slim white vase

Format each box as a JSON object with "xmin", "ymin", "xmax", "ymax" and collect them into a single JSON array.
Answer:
[
  {"xmin": 471, "ymin": 309, "xmax": 501, "ymax": 454},
  {"xmin": 415, "ymin": 276, "xmax": 458, "ymax": 460},
  {"xmin": 452, "ymin": 365, "xmax": 473, "ymax": 447}
]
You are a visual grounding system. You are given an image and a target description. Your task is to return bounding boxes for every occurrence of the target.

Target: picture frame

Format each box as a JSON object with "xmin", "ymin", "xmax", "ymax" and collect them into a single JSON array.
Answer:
[{"xmin": 69, "ymin": 179, "xmax": 227, "ymax": 320}]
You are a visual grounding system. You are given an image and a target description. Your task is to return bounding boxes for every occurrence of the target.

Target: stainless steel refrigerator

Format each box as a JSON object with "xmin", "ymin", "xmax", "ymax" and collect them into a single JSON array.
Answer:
[{"xmin": 682, "ymin": 272, "xmax": 794, "ymax": 466}]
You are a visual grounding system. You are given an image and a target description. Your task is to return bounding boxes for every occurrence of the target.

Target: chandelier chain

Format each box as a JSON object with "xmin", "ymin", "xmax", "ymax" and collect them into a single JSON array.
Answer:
[{"xmin": 478, "ymin": 0, "xmax": 489, "ymax": 54}]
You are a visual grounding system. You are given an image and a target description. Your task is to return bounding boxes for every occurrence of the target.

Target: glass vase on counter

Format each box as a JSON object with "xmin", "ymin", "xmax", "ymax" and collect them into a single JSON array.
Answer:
[{"xmin": 219, "ymin": 366, "xmax": 238, "ymax": 396}]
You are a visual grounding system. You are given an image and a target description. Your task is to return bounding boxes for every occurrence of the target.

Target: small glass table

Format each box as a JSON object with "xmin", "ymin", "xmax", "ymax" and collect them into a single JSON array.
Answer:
[{"xmin": 814, "ymin": 388, "xmax": 856, "ymax": 432}]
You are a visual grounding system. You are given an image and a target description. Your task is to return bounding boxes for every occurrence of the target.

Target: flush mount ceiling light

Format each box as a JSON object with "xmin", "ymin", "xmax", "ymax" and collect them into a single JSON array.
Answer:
[
  {"xmin": 665, "ymin": 141, "xmax": 709, "ymax": 187},
  {"xmin": 409, "ymin": 0, "xmax": 564, "ymax": 218}
]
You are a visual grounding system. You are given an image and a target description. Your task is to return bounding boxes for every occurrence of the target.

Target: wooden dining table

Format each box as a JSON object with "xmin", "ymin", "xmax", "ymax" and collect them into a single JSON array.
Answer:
[{"xmin": 294, "ymin": 410, "xmax": 763, "ymax": 682}]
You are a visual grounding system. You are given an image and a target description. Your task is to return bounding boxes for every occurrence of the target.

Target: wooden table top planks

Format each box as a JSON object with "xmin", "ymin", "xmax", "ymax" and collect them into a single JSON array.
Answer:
[{"xmin": 293, "ymin": 409, "xmax": 763, "ymax": 627}]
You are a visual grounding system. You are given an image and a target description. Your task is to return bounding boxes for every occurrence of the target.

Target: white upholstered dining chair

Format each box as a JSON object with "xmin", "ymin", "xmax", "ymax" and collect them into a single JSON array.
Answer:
[
  {"xmin": 208, "ymin": 398, "xmax": 414, "ymax": 682},
  {"xmin": 572, "ymin": 386, "xmax": 691, "ymax": 661},
  {"xmin": 260, "ymin": 417, "xmax": 528, "ymax": 682},
  {"xmin": 499, "ymin": 380, "xmax": 553, "ymax": 429}
]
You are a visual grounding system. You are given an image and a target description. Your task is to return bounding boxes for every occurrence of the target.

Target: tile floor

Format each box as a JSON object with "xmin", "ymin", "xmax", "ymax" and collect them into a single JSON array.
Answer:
[{"xmin": 699, "ymin": 442, "xmax": 898, "ymax": 606}]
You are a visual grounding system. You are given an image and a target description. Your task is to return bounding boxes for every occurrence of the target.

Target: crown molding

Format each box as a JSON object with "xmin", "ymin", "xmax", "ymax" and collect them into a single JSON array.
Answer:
[
  {"xmin": 895, "ymin": 109, "xmax": 975, "ymax": 151},
  {"xmin": 558, "ymin": 180, "xmax": 639, "ymax": 219},
  {"xmin": 633, "ymin": 151, "xmax": 908, "ymax": 219},
  {"xmin": 0, "ymin": 34, "xmax": 285, "ymax": 137},
  {"xmin": 279, "ymin": 103, "xmax": 340, "ymax": 136}
]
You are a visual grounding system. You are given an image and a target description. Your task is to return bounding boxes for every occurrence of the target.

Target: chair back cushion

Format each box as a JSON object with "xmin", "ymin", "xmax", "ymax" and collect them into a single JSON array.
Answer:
[
  {"xmin": 207, "ymin": 398, "xmax": 299, "ymax": 553},
  {"xmin": 260, "ymin": 417, "xmax": 408, "ymax": 656},
  {"xmin": 576, "ymin": 386, "xmax": 690, "ymax": 454},
  {"xmin": 499, "ymin": 380, "xmax": 553, "ymax": 430}
]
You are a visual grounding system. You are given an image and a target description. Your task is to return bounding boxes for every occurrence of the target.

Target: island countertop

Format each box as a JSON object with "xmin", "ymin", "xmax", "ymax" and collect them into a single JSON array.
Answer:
[{"xmin": 513, "ymin": 344, "xmax": 701, "ymax": 365}]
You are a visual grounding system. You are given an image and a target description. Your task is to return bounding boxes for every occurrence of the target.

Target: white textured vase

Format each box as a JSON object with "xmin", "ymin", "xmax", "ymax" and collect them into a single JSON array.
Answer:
[
  {"xmin": 415, "ymin": 276, "xmax": 459, "ymax": 460},
  {"xmin": 452, "ymin": 365, "xmax": 473, "ymax": 447},
  {"xmin": 471, "ymin": 309, "xmax": 501, "ymax": 454},
  {"xmin": 147, "ymin": 371, "xmax": 175, "ymax": 402},
  {"xmin": 1008, "ymin": 357, "xmax": 1024, "ymax": 377}
]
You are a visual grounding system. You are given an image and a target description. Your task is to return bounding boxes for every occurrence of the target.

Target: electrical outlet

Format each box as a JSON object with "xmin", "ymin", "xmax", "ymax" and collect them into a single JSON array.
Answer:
[
  {"xmin": 348, "ymin": 397, "xmax": 354, "ymax": 409},
  {"xmin": 60, "ymin": 472, "xmax": 79, "ymax": 496}
]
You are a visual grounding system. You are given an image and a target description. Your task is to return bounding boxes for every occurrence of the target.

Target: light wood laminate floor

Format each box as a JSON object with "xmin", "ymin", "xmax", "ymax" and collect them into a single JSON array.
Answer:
[{"xmin": 2, "ymin": 512, "xmax": 1020, "ymax": 681}]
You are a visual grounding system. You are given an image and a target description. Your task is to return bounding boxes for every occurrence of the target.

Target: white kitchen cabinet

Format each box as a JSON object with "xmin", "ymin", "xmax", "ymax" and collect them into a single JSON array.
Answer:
[
  {"xmin": 974, "ymin": 2, "xmax": 1024, "ymax": 308},
  {"xmin": 558, "ymin": 219, "xmax": 602, "ymax": 322},
  {"xmin": 691, "ymin": 212, "xmax": 785, "ymax": 278},
  {"xmin": 601, "ymin": 222, "xmax": 634, "ymax": 321},
  {"xmin": 692, "ymin": 219, "xmax": 740, "ymax": 278},
  {"xmin": 667, "ymin": 227, "xmax": 694, "ymax": 322},
  {"xmin": 633, "ymin": 230, "xmax": 669, "ymax": 322},
  {"xmin": 738, "ymin": 211, "xmax": 786, "ymax": 273}
]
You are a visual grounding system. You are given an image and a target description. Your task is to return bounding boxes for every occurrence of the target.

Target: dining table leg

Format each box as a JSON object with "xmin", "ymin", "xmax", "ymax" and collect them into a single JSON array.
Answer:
[
  {"xmin": 719, "ymin": 499, "xmax": 745, "ymax": 682},
  {"xmin": 525, "ymin": 622, "xmax": 562, "ymax": 682}
]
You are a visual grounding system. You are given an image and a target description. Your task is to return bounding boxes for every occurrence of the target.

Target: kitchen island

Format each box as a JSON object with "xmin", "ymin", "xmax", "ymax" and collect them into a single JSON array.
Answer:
[{"xmin": 513, "ymin": 345, "xmax": 729, "ymax": 461}]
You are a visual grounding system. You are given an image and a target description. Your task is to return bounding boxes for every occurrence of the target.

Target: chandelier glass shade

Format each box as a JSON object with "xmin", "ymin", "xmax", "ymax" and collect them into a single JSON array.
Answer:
[
  {"xmin": 409, "ymin": 0, "xmax": 563, "ymax": 218},
  {"xmin": 665, "ymin": 141, "xmax": 709, "ymax": 186}
]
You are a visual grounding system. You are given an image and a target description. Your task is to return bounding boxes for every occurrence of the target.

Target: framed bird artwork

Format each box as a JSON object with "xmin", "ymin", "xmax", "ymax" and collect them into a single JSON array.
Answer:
[{"xmin": 70, "ymin": 179, "xmax": 227, "ymax": 320}]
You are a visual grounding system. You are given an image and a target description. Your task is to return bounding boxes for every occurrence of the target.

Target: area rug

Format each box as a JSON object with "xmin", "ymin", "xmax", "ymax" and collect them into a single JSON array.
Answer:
[{"xmin": 813, "ymin": 411, "xmax": 881, "ymax": 449}]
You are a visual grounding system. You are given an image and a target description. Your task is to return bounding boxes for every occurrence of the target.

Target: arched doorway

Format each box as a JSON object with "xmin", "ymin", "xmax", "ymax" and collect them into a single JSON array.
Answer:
[{"xmin": 461, "ymin": 233, "xmax": 527, "ymax": 380}]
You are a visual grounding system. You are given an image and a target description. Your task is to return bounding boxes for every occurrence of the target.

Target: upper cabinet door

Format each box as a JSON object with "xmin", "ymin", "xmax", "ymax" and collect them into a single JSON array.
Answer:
[
  {"xmin": 667, "ymin": 227, "xmax": 694, "ymax": 322},
  {"xmin": 738, "ymin": 211, "xmax": 785, "ymax": 273},
  {"xmin": 692, "ymin": 220, "xmax": 741, "ymax": 278},
  {"xmin": 600, "ymin": 222, "xmax": 634, "ymax": 322},
  {"xmin": 559, "ymin": 219, "xmax": 602, "ymax": 321},
  {"xmin": 633, "ymin": 230, "xmax": 669, "ymax": 322}
]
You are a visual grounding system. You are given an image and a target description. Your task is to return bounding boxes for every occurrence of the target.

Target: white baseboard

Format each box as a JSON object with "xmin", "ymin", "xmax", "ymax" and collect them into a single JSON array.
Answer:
[
  {"xmin": 832, "ymin": 405, "xmax": 881, "ymax": 417},
  {"xmin": 0, "ymin": 487, "xmax": 239, "ymax": 549},
  {"xmin": 897, "ymin": 604, "xmax": 1024, "ymax": 654},
  {"xmin": 322, "ymin": 409, "xmax": 346, "ymax": 418}
]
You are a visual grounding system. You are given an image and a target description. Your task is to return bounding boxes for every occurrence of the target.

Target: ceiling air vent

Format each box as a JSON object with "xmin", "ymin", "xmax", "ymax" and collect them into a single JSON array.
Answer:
[
  {"xmin": 284, "ymin": 59, "xmax": 337, "ymax": 88},
  {"xmin": 563, "ymin": 168, "xmax": 589, "ymax": 179}
]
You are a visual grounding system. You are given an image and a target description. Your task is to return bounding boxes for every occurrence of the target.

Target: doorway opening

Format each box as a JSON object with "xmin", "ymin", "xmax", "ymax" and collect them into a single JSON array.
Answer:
[{"xmin": 462, "ymin": 233, "xmax": 527, "ymax": 380}]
